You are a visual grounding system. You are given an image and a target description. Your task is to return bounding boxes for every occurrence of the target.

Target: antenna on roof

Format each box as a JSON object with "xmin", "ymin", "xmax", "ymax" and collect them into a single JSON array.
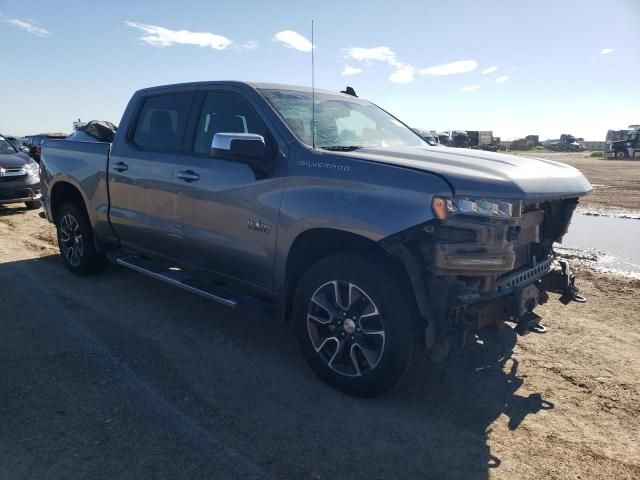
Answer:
[{"xmin": 311, "ymin": 19, "xmax": 316, "ymax": 150}]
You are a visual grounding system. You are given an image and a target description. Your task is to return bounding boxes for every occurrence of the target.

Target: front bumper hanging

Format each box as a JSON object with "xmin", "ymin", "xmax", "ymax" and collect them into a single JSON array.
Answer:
[
  {"xmin": 540, "ymin": 258, "xmax": 587, "ymax": 305},
  {"xmin": 465, "ymin": 255, "xmax": 586, "ymax": 336}
]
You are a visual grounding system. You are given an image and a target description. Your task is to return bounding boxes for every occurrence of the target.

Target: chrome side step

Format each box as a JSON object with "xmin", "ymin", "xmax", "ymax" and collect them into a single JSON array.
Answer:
[{"xmin": 107, "ymin": 252, "xmax": 240, "ymax": 308}]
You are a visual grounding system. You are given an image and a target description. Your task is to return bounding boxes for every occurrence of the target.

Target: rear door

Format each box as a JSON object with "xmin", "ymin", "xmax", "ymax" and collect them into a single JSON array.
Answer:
[
  {"xmin": 170, "ymin": 88, "xmax": 284, "ymax": 291},
  {"xmin": 108, "ymin": 89, "xmax": 195, "ymax": 255}
]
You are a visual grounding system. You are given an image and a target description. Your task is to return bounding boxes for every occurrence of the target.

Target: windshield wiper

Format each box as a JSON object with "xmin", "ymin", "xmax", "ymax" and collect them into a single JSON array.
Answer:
[{"xmin": 318, "ymin": 145, "xmax": 364, "ymax": 151}]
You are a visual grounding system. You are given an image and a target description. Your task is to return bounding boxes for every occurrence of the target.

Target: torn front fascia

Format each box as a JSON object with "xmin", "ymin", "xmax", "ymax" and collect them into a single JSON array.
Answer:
[
  {"xmin": 379, "ymin": 219, "xmax": 549, "ymax": 353},
  {"xmin": 379, "ymin": 198, "xmax": 584, "ymax": 355},
  {"xmin": 379, "ymin": 223, "xmax": 445, "ymax": 355}
]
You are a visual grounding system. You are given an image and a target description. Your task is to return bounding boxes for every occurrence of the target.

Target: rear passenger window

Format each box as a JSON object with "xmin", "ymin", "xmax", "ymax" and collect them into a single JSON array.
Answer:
[
  {"xmin": 193, "ymin": 91, "xmax": 270, "ymax": 155},
  {"xmin": 132, "ymin": 93, "xmax": 192, "ymax": 152}
]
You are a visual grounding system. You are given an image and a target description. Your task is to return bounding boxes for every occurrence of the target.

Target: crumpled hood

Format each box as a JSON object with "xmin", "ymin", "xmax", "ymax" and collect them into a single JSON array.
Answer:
[
  {"xmin": 0, "ymin": 152, "xmax": 33, "ymax": 169},
  {"xmin": 340, "ymin": 146, "xmax": 592, "ymax": 199}
]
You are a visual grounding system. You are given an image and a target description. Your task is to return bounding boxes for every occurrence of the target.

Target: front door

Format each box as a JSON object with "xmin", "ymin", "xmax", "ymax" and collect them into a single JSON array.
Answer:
[{"xmin": 171, "ymin": 89, "xmax": 283, "ymax": 291}]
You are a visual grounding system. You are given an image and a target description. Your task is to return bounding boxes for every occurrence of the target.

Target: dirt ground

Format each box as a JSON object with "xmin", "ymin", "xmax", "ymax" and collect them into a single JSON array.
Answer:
[
  {"xmin": 1, "ymin": 204, "xmax": 639, "ymax": 480},
  {"xmin": 513, "ymin": 152, "xmax": 640, "ymax": 217}
]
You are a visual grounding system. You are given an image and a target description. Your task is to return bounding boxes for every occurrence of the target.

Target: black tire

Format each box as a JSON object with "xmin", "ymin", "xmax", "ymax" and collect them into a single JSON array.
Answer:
[
  {"xmin": 25, "ymin": 200, "xmax": 41, "ymax": 210},
  {"xmin": 293, "ymin": 253, "xmax": 424, "ymax": 397},
  {"xmin": 615, "ymin": 150, "xmax": 627, "ymax": 159},
  {"xmin": 55, "ymin": 203, "xmax": 107, "ymax": 275}
]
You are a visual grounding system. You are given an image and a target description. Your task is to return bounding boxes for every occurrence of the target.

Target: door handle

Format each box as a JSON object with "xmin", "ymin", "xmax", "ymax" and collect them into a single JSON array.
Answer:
[
  {"xmin": 112, "ymin": 162, "xmax": 128, "ymax": 172},
  {"xmin": 176, "ymin": 170, "xmax": 200, "ymax": 182}
]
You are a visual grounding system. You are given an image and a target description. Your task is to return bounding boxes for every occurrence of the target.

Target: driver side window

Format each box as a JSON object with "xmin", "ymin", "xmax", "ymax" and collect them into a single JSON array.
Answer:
[{"xmin": 193, "ymin": 91, "xmax": 270, "ymax": 155}]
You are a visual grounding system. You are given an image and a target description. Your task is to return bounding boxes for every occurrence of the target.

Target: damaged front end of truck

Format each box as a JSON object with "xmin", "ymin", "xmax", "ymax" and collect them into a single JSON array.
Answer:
[{"xmin": 381, "ymin": 196, "xmax": 586, "ymax": 359}]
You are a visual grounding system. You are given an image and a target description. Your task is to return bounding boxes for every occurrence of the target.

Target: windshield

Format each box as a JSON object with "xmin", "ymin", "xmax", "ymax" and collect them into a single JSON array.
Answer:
[
  {"xmin": 0, "ymin": 136, "xmax": 17, "ymax": 155},
  {"xmin": 260, "ymin": 89, "xmax": 426, "ymax": 150}
]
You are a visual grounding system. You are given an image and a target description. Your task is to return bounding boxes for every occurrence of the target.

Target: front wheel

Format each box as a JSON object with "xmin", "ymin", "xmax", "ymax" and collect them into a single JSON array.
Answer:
[
  {"xmin": 293, "ymin": 253, "xmax": 424, "ymax": 397},
  {"xmin": 25, "ymin": 200, "xmax": 41, "ymax": 210},
  {"xmin": 615, "ymin": 150, "xmax": 627, "ymax": 159},
  {"xmin": 55, "ymin": 203, "xmax": 106, "ymax": 275}
]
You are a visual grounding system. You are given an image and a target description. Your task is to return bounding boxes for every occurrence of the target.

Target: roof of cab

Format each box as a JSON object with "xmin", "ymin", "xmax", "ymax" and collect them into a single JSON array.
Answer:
[{"xmin": 133, "ymin": 81, "xmax": 354, "ymax": 98}]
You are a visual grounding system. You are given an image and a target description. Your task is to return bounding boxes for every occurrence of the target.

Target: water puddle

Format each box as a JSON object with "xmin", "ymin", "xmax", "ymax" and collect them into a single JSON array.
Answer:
[
  {"xmin": 558, "ymin": 214, "xmax": 640, "ymax": 277},
  {"xmin": 576, "ymin": 207, "xmax": 640, "ymax": 220}
]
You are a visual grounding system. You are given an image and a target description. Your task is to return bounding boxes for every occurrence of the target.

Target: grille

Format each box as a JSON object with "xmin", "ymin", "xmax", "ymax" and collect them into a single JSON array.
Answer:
[
  {"xmin": 0, "ymin": 174, "xmax": 27, "ymax": 183},
  {"xmin": 0, "ymin": 188, "xmax": 30, "ymax": 200}
]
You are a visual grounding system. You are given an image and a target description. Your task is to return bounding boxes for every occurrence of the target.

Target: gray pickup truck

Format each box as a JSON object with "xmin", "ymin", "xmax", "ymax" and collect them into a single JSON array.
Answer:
[{"xmin": 41, "ymin": 82, "xmax": 591, "ymax": 396}]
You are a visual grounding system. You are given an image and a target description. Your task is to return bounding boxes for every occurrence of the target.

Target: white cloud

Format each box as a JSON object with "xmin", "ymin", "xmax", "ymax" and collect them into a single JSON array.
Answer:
[
  {"xmin": 389, "ymin": 65, "xmax": 415, "ymax": 84},
  {"xmin": 240, "ymin": 40, "xmax": 258, "ymax": 51},
  {"xmin": 420, "ymin": 60, "xmax": 478, "ymax": 77},
  {"xmin": 481, "ymin": 66, "xmax": 498, "ymax": 74},
  {"xmin": 342, "ymin": 65, "xmax": 363, "ymax": 76},
  {"xmin": 1, "ymin": 13, "xmax": 50, "ymax": 37},
  {"xmin": 273, "ymin": 30, "xmax": 313, "ymax": 52},
  {"xmin": 600, "ymin": 48, "xmax": 614, "ymax": 55},
  {"xmin": 462, "ymin": 85, "xmax": 481, "ymax": 93},
  {"xmin": 346, "ymin": 46, "xmax": 396, "ymax": 63},
  {"xmin": 495, "ymin": 75, "xmax": 510, "ymax": 83},
  {"xmin": 345, "ymin": 46, "xmax": 414, "ymax": 83},
  {"xmin": 125, "ymin": 21, "xmax": 232, "ymax": 50}
]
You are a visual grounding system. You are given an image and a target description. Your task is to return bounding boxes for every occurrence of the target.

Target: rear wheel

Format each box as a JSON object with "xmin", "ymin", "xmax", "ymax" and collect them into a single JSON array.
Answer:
[
  {"xmin": 55, "ymin": 203, "xmax": 106, "ymax": 275},
  {"xmin": 293, "ymin": 253, "xmax": 424, "ymax": 397}
]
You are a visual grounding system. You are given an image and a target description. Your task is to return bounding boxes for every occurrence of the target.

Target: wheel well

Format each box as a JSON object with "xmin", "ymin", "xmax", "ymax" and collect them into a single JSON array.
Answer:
[
  {"xmin": 50, "ymin": 182, "xmax": 87, "ymax": 223},
  {"xmin": 283, "ymin": 228, "xmax": 411, "ymax": 321}
]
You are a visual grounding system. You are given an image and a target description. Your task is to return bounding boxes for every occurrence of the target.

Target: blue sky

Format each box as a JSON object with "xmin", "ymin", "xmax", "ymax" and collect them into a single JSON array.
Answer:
[{"xmin": 1, "ymin": 0, "xmax": 638, "ymax": 140}]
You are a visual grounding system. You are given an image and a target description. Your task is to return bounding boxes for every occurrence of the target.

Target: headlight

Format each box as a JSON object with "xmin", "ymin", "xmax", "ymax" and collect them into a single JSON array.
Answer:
[
  {"xmin": 432, "ymin": 196, "xmax": 521, "ymax": 220},
  {"xmin": 23, "ymin": 163, "xmax": 39, "ymax": 177}
]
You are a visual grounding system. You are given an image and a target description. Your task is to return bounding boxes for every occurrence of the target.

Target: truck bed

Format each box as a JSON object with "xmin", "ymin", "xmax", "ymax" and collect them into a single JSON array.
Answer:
[{"xmin": 40, "ymin": 139, "xmax": 113, "ymax": 241}]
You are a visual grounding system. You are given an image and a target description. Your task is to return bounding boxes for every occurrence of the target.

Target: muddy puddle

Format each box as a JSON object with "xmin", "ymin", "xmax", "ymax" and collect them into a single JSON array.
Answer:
[{"xmin": 558, "ymin": 213, "xmax": 640, "ymax": 277}]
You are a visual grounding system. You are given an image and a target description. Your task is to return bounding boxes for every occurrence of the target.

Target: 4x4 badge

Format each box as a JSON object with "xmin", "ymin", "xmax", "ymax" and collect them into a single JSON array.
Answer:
[{"xmin": 248, "ymin": 219, "xmax": 272, "ymax": 234}]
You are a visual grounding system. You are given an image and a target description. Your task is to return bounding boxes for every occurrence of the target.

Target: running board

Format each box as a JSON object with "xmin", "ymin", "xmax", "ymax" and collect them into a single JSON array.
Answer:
[{"xmin": 107, "ymin": 252, "xmax": 243, "ymax": 309}]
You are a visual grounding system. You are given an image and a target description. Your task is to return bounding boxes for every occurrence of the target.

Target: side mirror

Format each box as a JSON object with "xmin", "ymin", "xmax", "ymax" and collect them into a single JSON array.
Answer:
[
  {"xmin": 20, "ymin": 146, "xmax": 30, "ymax": 154},
  {"xmin": 212, "ymin": 133, "xmax": 266, "ymax": 159}
]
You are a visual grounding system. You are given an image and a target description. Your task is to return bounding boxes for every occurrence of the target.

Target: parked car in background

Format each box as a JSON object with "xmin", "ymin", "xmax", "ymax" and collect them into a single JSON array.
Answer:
[
  {"xmin": 41, "ymin": 81, "xmax": 591, "ymax": 397},
  {"xmin": 412, "ymin": 128, "xmax": 440, "ymax": 144},
  {"xmin": 436, "ymin": 132, "xmax": 451, "ymax": 145},
  {"xmin": 543, "ymin": 134, "xmax": 584, "ymax": 152},
  {"xmin": 27, "ymin": 133, "xmax": 67, "ymax": 162},
  {"xmin": 5, "ymin": 136, "xmax": 28, "ymax": 151},
  {"xmin": 0, "ymin": 133, "xmax": 42, "ymax": 209}
]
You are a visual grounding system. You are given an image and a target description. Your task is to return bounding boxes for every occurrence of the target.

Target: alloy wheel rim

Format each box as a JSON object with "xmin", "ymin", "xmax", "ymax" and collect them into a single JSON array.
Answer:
[
  {"xmin": 307, "ymin": 280, "xmax": 385, "ymax": 377},
  {"xmin": 59, "ymin": 214, "xmax": 83, "ymax": 267}
]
